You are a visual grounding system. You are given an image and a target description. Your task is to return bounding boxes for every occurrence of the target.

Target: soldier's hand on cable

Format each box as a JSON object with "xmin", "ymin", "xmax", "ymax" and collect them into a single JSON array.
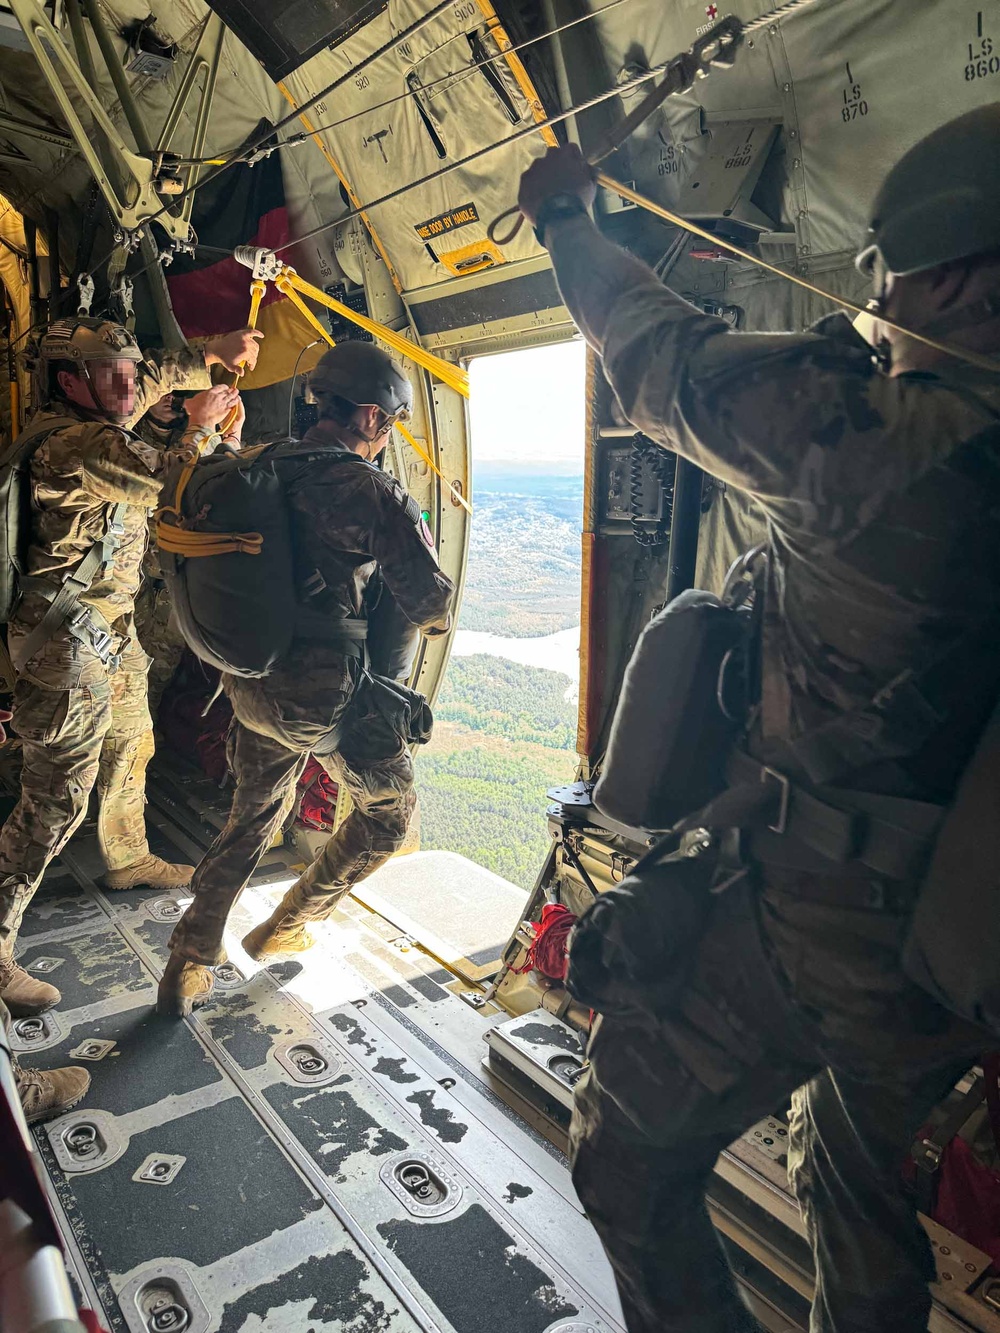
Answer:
[
  {"xmin": 0, "ymin": 708, "xmax": 12, "ymax": 744},
  {"xmin": 204, "ymin": 328, "xmax": 264, "ymax": 374},
  {"xmin": 222, "ymin": 396, "xmax": 246, "ymax": 450},
  {"xmin": 186, "ymin": 385, "xmax": 240, "ymax": 431},
  {"xmin": 518, "ymin": 144, "xmax": 597, "ymax": 226}
]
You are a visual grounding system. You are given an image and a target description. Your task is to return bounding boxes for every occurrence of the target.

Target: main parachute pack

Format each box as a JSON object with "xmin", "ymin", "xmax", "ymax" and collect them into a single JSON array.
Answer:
[{"xmin": 155, "ymin": 441, "xmax": 367, "ymax": 678}]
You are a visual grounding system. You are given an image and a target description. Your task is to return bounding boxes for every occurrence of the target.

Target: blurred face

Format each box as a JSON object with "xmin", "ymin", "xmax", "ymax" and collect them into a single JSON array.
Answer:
[
  {"xmin": 90, "ymin": 359, "xmax": 137, "ymax": 419},
  {"xmin": 58, "ymin": 358, "xmax": 137, "ymax": 420},
  {"xmin": 147, "ymin": 391, "xmax": 183, "ymax": 426}
]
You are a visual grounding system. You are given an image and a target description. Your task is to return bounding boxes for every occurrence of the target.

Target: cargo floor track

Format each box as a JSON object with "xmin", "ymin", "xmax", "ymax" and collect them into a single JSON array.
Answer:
[{"xmin": 9, "ymin": 757, "xmax": 994, "ymax": 1333}]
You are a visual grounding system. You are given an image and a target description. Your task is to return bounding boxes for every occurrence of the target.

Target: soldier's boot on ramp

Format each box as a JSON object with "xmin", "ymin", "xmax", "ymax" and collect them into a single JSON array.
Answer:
[
  {"xmin": 156, "ymin": 955, "xmax": 214, "ymax": 1017},
  {"xmin": 0, "ymin": 958, "xmax": 61, "ymax": 1017},
  {"xmin": 14, "ymin": 1060, "xmax": 91, "ymax": 1125},
  {"xmin": 242, "ymin": 904, "xmax": 316, "ymax": 961},
  {"xmin": 103, "ymin": 853, "xmax": 195, "ymax": 892}
]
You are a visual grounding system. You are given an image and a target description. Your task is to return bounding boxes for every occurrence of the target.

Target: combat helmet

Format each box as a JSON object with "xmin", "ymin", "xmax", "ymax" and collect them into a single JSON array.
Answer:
[
  {"xmin": 309, "ymin": 341, "xmax": 413, "ymax": 420},
  {"xmin": 37, "ymin": 316, "xmax": 143, "ymax": 366},
  {"xmin": 857, "ymin": 103, "xmax": 1000, "ymax": 277},
  {"xmin": 32, "ymin": 316, "xmax": 143, "ymax": 420}
]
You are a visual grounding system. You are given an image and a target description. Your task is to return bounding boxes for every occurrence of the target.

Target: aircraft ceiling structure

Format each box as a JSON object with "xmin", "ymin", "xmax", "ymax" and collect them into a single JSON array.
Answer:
[{"xmin": 0, "ymin": 0, "xmax": 988, "ymax": 355}]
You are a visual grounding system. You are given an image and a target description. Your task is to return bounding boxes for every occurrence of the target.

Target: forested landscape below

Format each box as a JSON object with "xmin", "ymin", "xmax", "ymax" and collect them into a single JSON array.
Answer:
[{"xmin": 415, "ymin": 466, "xmax": 582, "ymax": 889}]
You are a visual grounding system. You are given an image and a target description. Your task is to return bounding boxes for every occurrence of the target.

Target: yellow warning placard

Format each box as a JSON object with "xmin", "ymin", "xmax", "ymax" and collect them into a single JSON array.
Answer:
[{"xmin": 414, "ymin": 202, "xmax": 480, "ymax": 241}]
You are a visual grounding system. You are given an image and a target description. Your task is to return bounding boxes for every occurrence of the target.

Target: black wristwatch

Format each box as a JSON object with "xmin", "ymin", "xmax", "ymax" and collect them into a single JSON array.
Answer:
[{"xmin": 533, "ymin": 192, "xmax": 589, "ymax": 247}]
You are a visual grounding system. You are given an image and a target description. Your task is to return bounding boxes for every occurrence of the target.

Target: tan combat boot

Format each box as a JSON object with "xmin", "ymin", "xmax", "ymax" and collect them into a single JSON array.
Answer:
[
  {"xmin": 242, "ymin": 909, "xmax": 316, "ymax": 961},
  {"xmin": 102, "ymin": 853, "xmax": 195, "ymax": 892},
  {"xmin": 0, "ymin": 958, "xmax": 61, "ymax": 1017},
  {"xmin": 14, "ymin": 1059, "xmax": 91, "ymax": 1125},
  {"xmin": 156, "ymin": 954, "xmax": 214, "ymax": 1017}
]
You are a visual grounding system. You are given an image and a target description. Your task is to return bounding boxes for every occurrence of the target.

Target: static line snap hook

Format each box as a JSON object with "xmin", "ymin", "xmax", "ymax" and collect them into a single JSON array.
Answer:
[{"xmin": 77, "ymin": 273, "xmax": 95, "ymax": 316}]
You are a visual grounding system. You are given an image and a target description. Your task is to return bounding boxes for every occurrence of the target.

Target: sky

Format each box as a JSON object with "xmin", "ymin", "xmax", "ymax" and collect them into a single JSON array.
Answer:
[{"xmin": 468, "ymin": 338, "xmax": 587, "ymax": 465}]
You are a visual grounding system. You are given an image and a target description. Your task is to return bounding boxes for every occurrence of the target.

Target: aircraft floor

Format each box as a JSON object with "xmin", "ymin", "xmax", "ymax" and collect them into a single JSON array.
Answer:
[
  {"xmin": 10, "ymin": 760, "xmax": 996, "ymax": 1333},
  {"xmin": 9, "ymin": 771, "xmax": 626, "ymax": 1333}
]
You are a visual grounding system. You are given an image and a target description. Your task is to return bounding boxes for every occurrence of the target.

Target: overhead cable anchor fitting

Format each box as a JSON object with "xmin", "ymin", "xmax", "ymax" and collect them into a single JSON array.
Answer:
[{"xmin": 233, "ymin": 246, "xmax": 283, "ymax": 282}]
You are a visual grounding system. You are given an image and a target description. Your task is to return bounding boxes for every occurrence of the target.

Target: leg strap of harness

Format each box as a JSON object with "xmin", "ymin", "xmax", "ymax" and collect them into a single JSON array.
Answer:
[{"xmin": 14, "ymin": 500, "xmax": 129, "ymax": 673}]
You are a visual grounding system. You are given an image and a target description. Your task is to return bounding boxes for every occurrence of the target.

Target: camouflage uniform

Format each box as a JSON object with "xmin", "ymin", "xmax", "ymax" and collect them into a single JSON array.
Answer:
[
  {"xmin": 0, "ymin": 348, "xmax": 211, "ymax": 961},
  {"xmin": 545, "ymin": 213, "xmax": 1000, "ymax": 1331},
  {"xmin": 132, "ymin": 413, "xmax": 188, "ymax": 720},
  {"xmin": 168, "ymin": 422, "xmax": 454, "ymax": 965}
]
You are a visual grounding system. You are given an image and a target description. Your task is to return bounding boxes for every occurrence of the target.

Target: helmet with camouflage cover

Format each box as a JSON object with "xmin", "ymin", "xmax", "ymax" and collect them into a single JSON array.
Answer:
[
  {"xmin": 857, "ymin": 103, "xmax": 1000, "ymax": 277},
  {"xmin": 38, "ymin": 316, "xmax": 143, "ymax": 366},
  {"xmin": 33, "ymin": 316, "xmax": 143, "ymax": 421},
  {"xmin": 309, "ymin": 341, "xmax": 413, "ymax": 420}
]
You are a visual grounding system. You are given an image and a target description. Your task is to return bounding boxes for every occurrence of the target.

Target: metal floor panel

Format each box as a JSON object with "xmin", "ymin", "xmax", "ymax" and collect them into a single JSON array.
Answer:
[
  {"xmin": 14, "ymin": 806, "xmax": 626, "ymax": 1333},
  {"xmin": 16, "ymin": 764, "xmax": 996, "ymax": 1333}
]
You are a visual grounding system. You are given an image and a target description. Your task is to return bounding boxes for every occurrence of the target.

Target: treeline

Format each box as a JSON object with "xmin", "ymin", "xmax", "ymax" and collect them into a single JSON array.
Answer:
[
  {"xmin": 417, "ymin": 743, "xmax": 574, "ymax": 888},
  {"xmin": 435, "ymin": 656, "xmax": 576, "ymax": 749}
]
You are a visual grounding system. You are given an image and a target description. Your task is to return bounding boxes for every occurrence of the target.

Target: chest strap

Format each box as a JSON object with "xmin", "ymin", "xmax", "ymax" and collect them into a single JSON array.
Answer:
[{"xmin": 13, "ymin": 500, "xmax": 130, "ymax": 672}]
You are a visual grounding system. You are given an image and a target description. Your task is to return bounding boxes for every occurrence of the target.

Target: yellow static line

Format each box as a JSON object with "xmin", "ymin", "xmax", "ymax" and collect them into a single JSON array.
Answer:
[
  {"xmin": 598, "ymin": 172, "xmax": 1000, "ymax": 375},
  {"xmin": 272, "ymin": 274, "xmax": 472, "ymax": 514},
  {"xmin": 284, "ymin": 269, "xmax": 469, "ymax": 398},
  {"xmin": 397, "ymin": 421, "xmax": 472, "ymax": 515}
]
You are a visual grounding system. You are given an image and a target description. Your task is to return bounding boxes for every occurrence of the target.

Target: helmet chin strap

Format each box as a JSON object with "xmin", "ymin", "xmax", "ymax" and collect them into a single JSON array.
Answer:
[{"xmin": 347, "ymin": 409, "xmax": 401, "ymax": 456}]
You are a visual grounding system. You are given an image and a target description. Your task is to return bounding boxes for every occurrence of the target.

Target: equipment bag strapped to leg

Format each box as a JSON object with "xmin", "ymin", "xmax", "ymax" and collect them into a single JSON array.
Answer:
[{"xmin": 155, "ymin": 442, "xmax": 365, "ymax": 678}]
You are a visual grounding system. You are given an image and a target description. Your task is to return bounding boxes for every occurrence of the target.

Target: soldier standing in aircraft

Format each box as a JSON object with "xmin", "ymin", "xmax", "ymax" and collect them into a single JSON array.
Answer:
[
  {"xmin": 0, "ymin": 317, "xmax": 259, "ymax": 1042},
  {"xmin": 518, "ymin": 106, "xmax": 1000, "ymax": 1332},
  {"xmin": 157, "ymin": 341, "xmax": 455, "ymax": 1017}
]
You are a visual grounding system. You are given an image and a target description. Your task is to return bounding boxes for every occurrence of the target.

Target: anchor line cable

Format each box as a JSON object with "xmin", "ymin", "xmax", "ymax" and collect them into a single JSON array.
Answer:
[
  {"xmin": 84, "ymin": 0, "xmax": 458, "ymax": 276},
  {"xmin": 273, "ymin": 59, "xmax": 672, "ymax": 253}
]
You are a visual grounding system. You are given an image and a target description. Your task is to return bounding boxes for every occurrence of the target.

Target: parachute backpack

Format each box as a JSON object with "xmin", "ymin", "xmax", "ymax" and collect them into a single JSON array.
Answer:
[{"xmin": 155, "ymin": 441, "xmax": 365, "ymax": 678}]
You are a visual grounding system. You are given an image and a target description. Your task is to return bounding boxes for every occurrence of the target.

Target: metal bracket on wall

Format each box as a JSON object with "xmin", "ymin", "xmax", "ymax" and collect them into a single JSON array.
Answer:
[{"xmin": 8, "ymin": 0, "xmax": 223, "ymax": 242}]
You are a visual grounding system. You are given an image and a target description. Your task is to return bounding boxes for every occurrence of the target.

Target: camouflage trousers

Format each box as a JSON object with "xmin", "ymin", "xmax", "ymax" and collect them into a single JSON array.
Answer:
[
  {"xmin": 169, "ymin": 666, "xmax": 416, "ymax": 965},
  {"xmin": 134, "ymin": 579, "xmax": 185, "ymax": 722},
  {"xmin": 0, "ymin": 655, "xmax": 154, "ymax": 961},
  {"xmin": 570, "ymin": 873, "xmax": 989, "ymax": 1333}
]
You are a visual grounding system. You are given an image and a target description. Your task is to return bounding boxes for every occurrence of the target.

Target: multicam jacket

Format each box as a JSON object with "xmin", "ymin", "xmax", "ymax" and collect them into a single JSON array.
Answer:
[{"xmin": 12, "ymin": 346, "xmax": 211, "ymax": 686}]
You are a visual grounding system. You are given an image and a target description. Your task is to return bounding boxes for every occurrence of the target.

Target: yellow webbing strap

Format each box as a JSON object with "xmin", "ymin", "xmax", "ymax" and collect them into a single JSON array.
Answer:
[
  {"xmin": 154, "ymin": 458, "xmax": 263, "ymax": 558},
  {"xmin": 274, "ymin": 271, "xmax": 337, "ymax": 350},
  {"xmin": 397, "ymin": 422, "xmax": 472, "ymax": 516},
  {"xmin": 283, "ymin": 270, "xmax": 470, "ymax": 399},
  {"xmin": 272, "ymin": 273, "xmax": 473, "ymax": 514},
  {"xmin": 220, "ymin": 277, "xmax": 268, "ymax": 435}
]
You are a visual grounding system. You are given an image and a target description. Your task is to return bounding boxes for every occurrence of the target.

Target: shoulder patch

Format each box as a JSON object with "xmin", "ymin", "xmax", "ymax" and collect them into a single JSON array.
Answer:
[{"xmin": 379, "ymin": 473, "xmax": 422, "ymax": 525}]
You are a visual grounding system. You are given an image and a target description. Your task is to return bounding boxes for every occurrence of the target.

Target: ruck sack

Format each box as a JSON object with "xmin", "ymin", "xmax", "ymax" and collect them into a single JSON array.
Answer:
[
  {"xmin": 156, "ymin": 442, "xmax": 362, "ymax": 678},
  {"xmin": 0, "ymin": 415, "xmax": 78, "ymax": 625},
  {"xmin": 902, "ymin": 692, "xmax": 1000, "ymax": 1032},
  {"xmin": 592, "ymin": 547, "xmax": 761, "ymax": 831}
]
